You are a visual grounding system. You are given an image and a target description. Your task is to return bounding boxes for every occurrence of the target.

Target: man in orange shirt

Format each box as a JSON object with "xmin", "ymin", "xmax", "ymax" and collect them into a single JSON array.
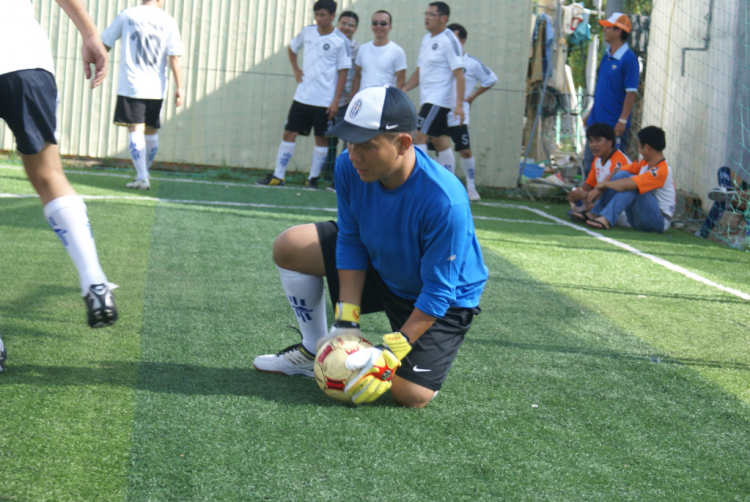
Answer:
[
  {"xmin": 586, "ymin": 126, "xmax": 675, "ymax": 232},
  {"xmin": 568, "ymin": 123, "xmax": 630, "ymax": 222}
]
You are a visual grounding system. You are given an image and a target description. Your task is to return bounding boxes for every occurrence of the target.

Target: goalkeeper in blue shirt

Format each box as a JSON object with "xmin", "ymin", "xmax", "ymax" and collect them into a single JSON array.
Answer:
[{"xmin": 253, "ymin": 86, "xmax": 488, "ymax": 408}]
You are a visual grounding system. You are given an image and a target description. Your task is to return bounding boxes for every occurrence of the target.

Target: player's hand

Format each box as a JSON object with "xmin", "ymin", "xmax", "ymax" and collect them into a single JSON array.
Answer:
[
  {"xmin": 466, "ymin": 96, "xmax": 475, "ymax": 107},
  {"xmin": 614, "ymin": 122, "xmax": 626, "ymax": 138},
  {"xmin": 454, "ymin": 105, "xmax": 465, "ymax": 125},
  {"xmin": 586, "ymin": 188, "xmax": 602, "ymax": 203},
  {"xmin": 327, "ymin": 101, "xmax": 339, "ymax": 121},
  {"xmin": 81, "ymin": 35, "xmax": 108, "ymax": 89},
  {"xmin": 315, "ymin": 302, "xmax": 361, "ymax": 353},
  {"xmin": 175, "ymin": 88, "xmax": 184, "ymax": 107},
  {"xmin": 293, "ymin": 68, "xmax": 304, "ymax": 84},
  {"xmin": 344, "ymin": 332, "xmax": 412, "ymax": 404}
]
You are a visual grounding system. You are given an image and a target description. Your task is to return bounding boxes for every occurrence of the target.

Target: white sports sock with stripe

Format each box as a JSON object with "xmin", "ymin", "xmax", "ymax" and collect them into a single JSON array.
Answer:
[
  {"xmin": 145, "ymin": 134, "xmax": 158, "ymax": 169},
  {"xmin": 273, "ymin": 141, "xmax": 296, "ymax": 179},
  {"xmin": 128, "ymin": 131, "xmax": 148, "ymax": 180},
  {"xmin": 43, "ymin": 195, "xmax": 108, "ymax": 295},
  {"xmin": 277, "ymin": 266, "xmax": 327, "ymax": 354},
  {"xmin": 437, "ymin": 149, "xmax": 456, "ymax": 174},
  {"xmin": 462, "ymin": 156, "xmax": 477, "ymax": 189},
  {"xmin": 308, "ymin": 146, "xmax": 328, "ymax": 179}
]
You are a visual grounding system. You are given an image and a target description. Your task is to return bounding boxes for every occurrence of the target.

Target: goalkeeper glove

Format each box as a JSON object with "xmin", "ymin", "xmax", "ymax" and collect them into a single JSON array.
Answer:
[
  {"xmin": 315, "ymin": 302, "xmax": 361, "ymax": 353},
  {"xmin": 344, "ymin": 332, "xmax": 412, "ymax": 404}
]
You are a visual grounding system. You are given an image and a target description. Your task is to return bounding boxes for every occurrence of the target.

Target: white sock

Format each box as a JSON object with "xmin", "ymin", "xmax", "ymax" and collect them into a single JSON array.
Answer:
[
  {"xmin": 273, "ymin": 141, "xmax": 296, "ymax": 179},
  {"xmin": 44, "ymin": 195, "xmax": 108, "ymax": 295},
  {"xmin": 277, "ymin": 266, "xmax": 327, "ymax": 354},
  {"xmin": 415, "ymin": 143, "xmax": 428, "ymax": 153},
  {"xmin": 145, "ymin": 134, "xmax": 158, "ymax": 169},
  {"xmin": 308, "ymin": 146, "xmax": 328, "ymax": 179},
  {"xmin": 128, "ymin": 131, "xmax": 148, "ymax": 180},
  {"xmin": 462, "ymin": 156, "xmax": 476, "ymax": 189},
  {"xmin": 437, "ymin": 149, "xmax": 456, "ymax": 174}
]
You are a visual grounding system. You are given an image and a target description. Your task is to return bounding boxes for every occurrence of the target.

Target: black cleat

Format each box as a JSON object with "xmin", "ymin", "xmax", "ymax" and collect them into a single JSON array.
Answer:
[
  {"xmin": 256, "ymin": 174, "xmax": 285, "ymax": 186},
  {"xmin": 84, "ymin": 283, "xmax": 118, "ymax": 328},
  {"xmin": 305, "ymin": 177, "xmax": 320, "ymax": 189}
]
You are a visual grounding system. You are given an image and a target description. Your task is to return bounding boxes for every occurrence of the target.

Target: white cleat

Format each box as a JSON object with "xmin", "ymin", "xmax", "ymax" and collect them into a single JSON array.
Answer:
[
  {"xmin": 253, "ymin": 343, "xmax": 315, "ymax": 377},
  {"xmin": 467, "ymin": 187, "xmax": 481, "ymax": 202},
  {"xmin": 126, "ymin": 178, "xmax": 151, "ymax": 190}
]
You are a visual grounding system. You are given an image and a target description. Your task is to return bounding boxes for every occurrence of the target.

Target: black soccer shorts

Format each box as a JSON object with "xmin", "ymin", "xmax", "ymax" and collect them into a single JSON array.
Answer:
[
  {"xmin": 285, "ymin": 100, "xmax": 332, "ymax": 137},
  {"xmin": 0, "ymin": 69, "xmax": 58, "ymax": 155},
  {"xmin": 417, "ymin": 103, "xmax": 452, "ymax": 138},
  {"xmin": 114, "ymin": 95, "xmax": 163, "ymax": 128},
  {"xmin": 315, "ymin": 220, "xmax": 479, "ymax": 391},
  {"xmin": 447, "ymin": 124, "xmax": 471, "ymax": 151}
]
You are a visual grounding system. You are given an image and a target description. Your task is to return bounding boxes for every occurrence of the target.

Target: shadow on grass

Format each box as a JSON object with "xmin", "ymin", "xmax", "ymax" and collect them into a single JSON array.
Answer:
[
  {"xmin": 4, "ymin": 361, "xmax": 357, "ymax": 406},
  {"xmin": 488, "ymin": 275, "xmax": 750, "ymax": 305},
  {"xmin": 464, "ymin": 337, "xmax": 750, "ymax": 372}
]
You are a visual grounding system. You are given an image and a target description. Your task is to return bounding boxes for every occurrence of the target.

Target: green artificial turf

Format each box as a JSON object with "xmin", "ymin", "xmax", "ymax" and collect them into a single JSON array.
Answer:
[{"xmin": 1, "ymin": 165, "xmax": 749, "ymax": 500}]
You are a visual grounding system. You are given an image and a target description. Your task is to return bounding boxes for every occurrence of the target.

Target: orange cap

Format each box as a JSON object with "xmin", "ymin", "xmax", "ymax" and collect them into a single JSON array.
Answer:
[{"xmin": 598, "ymin": 13, "xmax": 632, "ymax": 33}]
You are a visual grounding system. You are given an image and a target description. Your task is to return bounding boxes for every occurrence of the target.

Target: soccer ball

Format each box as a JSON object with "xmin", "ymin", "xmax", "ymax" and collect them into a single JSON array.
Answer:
[{"xmin": 314, "ymin": 333, "xmax": 373, "ymax": 402}]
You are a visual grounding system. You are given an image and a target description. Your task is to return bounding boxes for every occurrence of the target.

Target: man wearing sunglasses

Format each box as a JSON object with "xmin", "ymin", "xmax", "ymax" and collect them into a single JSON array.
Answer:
[
  {"xmin": 351, "ymin": 11, "xmax": 407, "ymax": 97},
  {"xmin": 401, "ymin": 2, "xmax": 465, "ymax": 176}
]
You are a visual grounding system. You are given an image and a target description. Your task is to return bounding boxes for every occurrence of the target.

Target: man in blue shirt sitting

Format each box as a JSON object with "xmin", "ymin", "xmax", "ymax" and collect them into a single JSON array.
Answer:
[
  {"xmin": 582, "ymin": 13, "xmax": 639, "ymax": 179},
  {"xmin": 253, "ymin": 86, "xmax": 488, "ymax": 408}
]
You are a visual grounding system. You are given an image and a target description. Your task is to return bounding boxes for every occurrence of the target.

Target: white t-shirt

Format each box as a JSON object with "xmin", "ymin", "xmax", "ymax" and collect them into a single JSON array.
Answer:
[
  {"xmin": 1, "ymin": 0, "xmax": 55, "ymax": 77},
  {"xmin": 290, "ymin": 25, "xmax": 352, "ymax": 108},
  {"xmin": 339, "ymin": 38, "xmax": 360, "ymax": 106},
  {"xmin": 101, "ymin": 5, "xmax": 183, "ymax": 100},
  {"xmin": 416, "ymin": 29, "xmax": 465, "ymax": 108},
  {"xmin": 354, "ymin": 41, "xmax": 408, "ymax": 90},
  {"xmin": 447, "ymin": 53, "xmax": 499, "ymax": 127}
]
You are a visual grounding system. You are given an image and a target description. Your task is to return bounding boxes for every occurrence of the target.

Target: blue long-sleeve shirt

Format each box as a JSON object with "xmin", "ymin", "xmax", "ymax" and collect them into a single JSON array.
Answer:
[{"xmin": 335, "ymin": 147, "xmax": 488, "ymax": 318}]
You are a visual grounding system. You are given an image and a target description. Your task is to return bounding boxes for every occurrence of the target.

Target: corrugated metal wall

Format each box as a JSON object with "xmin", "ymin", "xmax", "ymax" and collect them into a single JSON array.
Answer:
[
  {"xmin": 642, "ymin": 0, "xmax": 743, "ymax": 207},
  {"xmin": 1, "ymin": 0, "xmax": 531, "ymax": 188}
]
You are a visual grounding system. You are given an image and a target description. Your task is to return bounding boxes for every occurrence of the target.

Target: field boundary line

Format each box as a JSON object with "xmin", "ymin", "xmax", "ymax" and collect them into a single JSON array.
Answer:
[
  {"xmin": 479, "ymin": 202, "xmax": 750, "ymax": 302},
  {"xmin": 0, "ymin": 164, "xmax": 322, "ymax": 191}
]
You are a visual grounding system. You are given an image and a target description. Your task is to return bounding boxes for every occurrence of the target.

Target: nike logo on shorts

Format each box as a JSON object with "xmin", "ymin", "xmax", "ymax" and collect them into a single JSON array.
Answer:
[{"xmin": 413, "ymin": 365, "xmax": 431, "ymax": 372}]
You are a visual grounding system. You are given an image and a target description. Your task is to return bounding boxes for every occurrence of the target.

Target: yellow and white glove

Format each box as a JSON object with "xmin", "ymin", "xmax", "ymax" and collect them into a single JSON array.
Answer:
[
  {"xmin": 344, "ymin": 332, "xmax": 412, "ymax": 404},
  {"xmin": 315, "ymin": 302, "xmax": 361, "ymax": 353}
]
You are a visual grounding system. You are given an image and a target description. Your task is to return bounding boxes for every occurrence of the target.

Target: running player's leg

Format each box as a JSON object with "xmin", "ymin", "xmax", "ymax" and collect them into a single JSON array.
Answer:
[
  {"xmin": 126, "ymin": 123, "xmax": 149, "ymax": 188},
  {"xmin": 24, "ymin": 145, "xmax": 117, "ymax": 327},
  {"xmin": 145, "ymin": 126, "xmax": 159, "ymax": 169}
]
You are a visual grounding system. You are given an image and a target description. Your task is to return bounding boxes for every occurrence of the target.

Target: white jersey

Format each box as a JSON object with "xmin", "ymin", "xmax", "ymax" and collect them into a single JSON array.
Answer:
[
  {"xmin": 289, "ymin": 25, "xmax": 352, "ymax": 108},
  {"xmin": 416, "ymin": 29, "xmax": 465, "ymax": 108},
  {"xmin": 339, "ymin": 38, "xmax": 360, "ymax": 107},
  {"xmin": 1, "ymin": 0, "xmax": 55, "ymax": 77},
  {"xmin": 355, "ymin": 41, "xmax": 408, "ymax": 90},
  {"xmin": 447, "ymin": 53, "xmax": 499, "ymax": 127},
  {"xmin": 101, "ymin": 5, "xmax": 183, "ymax": 100}
]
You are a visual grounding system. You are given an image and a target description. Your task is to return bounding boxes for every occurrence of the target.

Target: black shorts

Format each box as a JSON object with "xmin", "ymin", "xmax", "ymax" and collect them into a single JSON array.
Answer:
[
  {"xmin": 0, "ymin": 69, "xmax": 58, "ymax": 155},
  {"xmin": 447, "ymin": 124, "xmax": 471, "ymax": 151},
  {"xmin": 417, "ymin": 103, "xmax": 451, "ymax": 138},
  {"xmin": 316, "ymin": 221, "xmax": 479, "ymax": 391},
  {"xmin": 114, "ymin": 95, "xmax": 163, "ymax": 128},
  {"xmin": 285, "ymin": 100, "xmax": 332, "ymax": 137}
]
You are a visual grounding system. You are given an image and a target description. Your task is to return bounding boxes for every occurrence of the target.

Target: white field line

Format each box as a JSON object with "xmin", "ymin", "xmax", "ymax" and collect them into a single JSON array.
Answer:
[
  {"xmin": 479, "ymin": 202, "xmax": 750, "ymax": 301},
  {"xmin": 0, "ymin": 164, "xmax": 322, "ymax": 191},
  {"xmin": 3, "ymin": 162, "xmax": 746, "ymax": 301}
]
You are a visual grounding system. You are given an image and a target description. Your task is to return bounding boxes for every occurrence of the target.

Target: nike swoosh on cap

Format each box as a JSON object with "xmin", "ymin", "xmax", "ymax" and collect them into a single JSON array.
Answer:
[{"xmin": 385, "ymin": 124, "xmax": 399, "ymax": 130}]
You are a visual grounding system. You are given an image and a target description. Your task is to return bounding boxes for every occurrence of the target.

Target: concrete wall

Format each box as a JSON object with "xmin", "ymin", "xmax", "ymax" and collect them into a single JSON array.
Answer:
[
  {"xmin": 641, "ymin": 0, "xmax": 746, "ymax": 206},
  {"xmin": 1, "ymin": 0, "xmax": 532, "ymax": 188}
]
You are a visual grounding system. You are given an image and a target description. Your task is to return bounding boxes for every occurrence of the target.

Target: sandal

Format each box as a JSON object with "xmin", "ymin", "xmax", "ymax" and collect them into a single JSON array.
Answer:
[
  {"xmin": 586, "ymin": 219, "xmax": 610, "ymax": 230},
  {"xmin": 568, "ymin": 210, "xmax": 590, "ymax": 224}
]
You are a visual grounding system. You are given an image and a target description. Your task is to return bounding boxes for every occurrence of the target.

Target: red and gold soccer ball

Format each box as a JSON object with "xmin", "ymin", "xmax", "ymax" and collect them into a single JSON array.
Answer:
[{"xmin": 314, "ymin": 334, "xmax": 373, "ymax": 402}]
